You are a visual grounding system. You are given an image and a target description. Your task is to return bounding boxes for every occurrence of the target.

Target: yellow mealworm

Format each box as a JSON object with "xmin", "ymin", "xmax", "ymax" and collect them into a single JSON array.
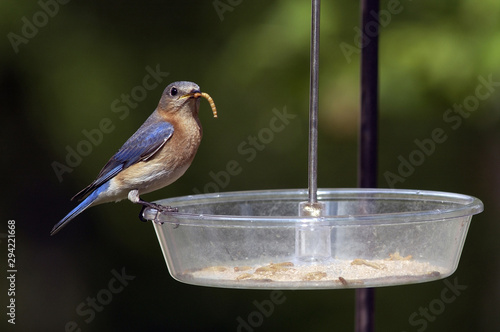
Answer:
[{"xmin": 194, "ymin": 92, "xmax": 218, "ymax": 118}]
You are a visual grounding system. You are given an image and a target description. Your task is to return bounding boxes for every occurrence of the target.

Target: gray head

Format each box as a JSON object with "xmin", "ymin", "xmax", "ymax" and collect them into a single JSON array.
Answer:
[{"xmin": 157, "ymin": 81, "xmax": 201, "ymax": 115}]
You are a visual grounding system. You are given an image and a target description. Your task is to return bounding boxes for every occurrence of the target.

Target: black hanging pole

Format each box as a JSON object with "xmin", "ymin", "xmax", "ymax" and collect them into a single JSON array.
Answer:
[
  {"xmin": 358, "ymin": 0, "xmax": 379, "ymax": 189},
  {"xmin": 355, "ymin": 0, "xmax": 379, "ymax": 331}
]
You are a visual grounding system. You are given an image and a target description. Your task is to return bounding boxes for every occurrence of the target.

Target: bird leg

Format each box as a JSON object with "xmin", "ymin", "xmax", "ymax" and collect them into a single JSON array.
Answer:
[{"xmin": 129, "ymin": 190, "xmax": 178, "ymax": 223}]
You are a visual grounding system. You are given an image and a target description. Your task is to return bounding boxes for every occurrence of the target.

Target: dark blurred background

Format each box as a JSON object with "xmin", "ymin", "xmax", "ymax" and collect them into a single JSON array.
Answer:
[{"xmin": 1, "ymin": 0, "xmax": 499, "ymax": 331}]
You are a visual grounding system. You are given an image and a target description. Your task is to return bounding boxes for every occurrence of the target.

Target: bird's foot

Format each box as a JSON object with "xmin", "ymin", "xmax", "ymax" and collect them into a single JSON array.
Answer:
[
  {"xmin": 138, "ymin": 201, "xmax": 178, "ymax": 223},
  {"xmin": 139, "ymin": 198, "xmax": 178, "ymax": 213},
  {"xmin": 147, "ymin": 202, "xmax": 178, "ymax": 213}
]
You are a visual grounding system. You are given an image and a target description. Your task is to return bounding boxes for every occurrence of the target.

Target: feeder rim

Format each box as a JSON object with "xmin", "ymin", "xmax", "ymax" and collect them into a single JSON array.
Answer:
[{"xmin": 144, "ymin": 188, "xmax": 483, "ymax": 227}]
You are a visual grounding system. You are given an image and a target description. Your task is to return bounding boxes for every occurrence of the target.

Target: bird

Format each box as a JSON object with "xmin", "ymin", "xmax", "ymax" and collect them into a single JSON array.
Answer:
[{"xmin": 51, "ymin": 81, "xmax": 217, "ymax": 235}]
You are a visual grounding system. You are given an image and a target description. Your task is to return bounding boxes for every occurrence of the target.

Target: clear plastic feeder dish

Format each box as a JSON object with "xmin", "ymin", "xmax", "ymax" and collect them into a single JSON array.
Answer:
[{"xmin": 143, "ymin": 189, "xmax": 483, "ymax": 289}]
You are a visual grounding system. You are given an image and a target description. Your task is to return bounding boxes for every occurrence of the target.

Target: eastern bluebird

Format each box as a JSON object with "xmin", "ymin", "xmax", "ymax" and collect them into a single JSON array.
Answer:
[{"xmin": 51, "ymin": 81, "xmax": 217, "ymax": 235}]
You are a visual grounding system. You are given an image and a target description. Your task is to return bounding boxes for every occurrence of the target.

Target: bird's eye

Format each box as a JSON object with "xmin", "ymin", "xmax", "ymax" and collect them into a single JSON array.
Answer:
[{"xmin": 170, "ymin": 87, "xmax": 178, "ymax": 96}]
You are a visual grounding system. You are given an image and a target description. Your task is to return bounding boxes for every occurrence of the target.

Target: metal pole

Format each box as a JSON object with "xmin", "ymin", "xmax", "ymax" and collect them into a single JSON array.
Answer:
[
  {"xmin": 355, "ymin": 0, "xmax": 379, "ymax": 331},
  {"xmin": 358, "ymin": 0, "xmax": 379, "ymax": 189},
  {"xmin": 296, "ymin": 0, "xmax": 325, "ymax": 261},
  {"xmin": 308, "ymin": 0, "xmax": 320, "ymax": 204}
]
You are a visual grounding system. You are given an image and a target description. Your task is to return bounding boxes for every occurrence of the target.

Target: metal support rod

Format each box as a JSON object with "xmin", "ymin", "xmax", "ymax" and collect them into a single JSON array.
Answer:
[
  {"xmin": 355, "ymin": 288, "xmax": 375, "ymax": 332},
  {"xmin": 358, "ymin": 0, "xmax": 379, "ymax": 189},
  {"xmin": 355, "ymin": 0, "xmax": 379, "ymax": 331},
  {"xmin": 296, "ymin": 0, "xmax": 326, "ymax": 263},
  {"xmin": 308, "ymin": 0, "xmax": 321, "ymax": 203}
]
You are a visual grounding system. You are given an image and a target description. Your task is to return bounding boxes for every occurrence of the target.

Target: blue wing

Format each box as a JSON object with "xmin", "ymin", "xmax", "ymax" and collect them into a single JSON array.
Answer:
[{"xmin": 72, "ymin": 120, "xmax": 174, "ymax": 201}]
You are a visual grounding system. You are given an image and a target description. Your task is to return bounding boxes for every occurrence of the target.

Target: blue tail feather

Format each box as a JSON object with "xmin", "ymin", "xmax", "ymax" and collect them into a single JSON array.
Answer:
[{"xmin": 51, "ymin": 184, "xmax": 108, "ymax": 235}]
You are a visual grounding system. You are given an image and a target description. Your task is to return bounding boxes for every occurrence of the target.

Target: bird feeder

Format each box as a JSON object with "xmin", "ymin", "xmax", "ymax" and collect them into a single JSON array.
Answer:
[{"xmin": 143, "ymin": 188, "xmax": 482, "ymax": 289}]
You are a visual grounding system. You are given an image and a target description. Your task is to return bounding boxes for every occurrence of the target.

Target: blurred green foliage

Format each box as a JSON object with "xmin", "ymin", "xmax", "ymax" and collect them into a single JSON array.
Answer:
[{"xmin": 1, "ymin": 0, "xmax": 499, "ymax": 331}]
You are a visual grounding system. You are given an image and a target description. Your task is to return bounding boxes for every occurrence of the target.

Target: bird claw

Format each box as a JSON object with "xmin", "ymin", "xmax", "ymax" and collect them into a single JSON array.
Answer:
[
  {"xmin": 149, "ymin": 202, "xmax": 178, "ymax": 213},
  {"xmin": 138, "ymin": 203, "xmax": 178, "ymax": 223}
]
